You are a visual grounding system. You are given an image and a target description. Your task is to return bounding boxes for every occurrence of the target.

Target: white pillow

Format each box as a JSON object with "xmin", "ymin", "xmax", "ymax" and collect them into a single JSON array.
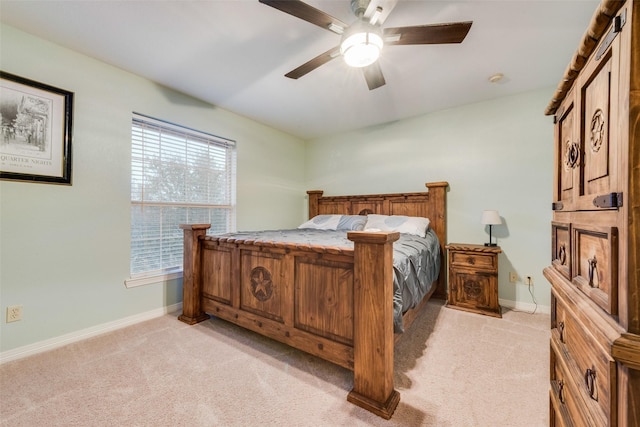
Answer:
[
  {"xmin": 364, "ymin": 214, "xmax": 430, "ymax": 237},
  {"xmin": 337, "ymin": 215, "xmax": 367, "ymax": 231},
  {"xmin": 298, "ymin": 215, "xmax": 342, "ymax": 230}
]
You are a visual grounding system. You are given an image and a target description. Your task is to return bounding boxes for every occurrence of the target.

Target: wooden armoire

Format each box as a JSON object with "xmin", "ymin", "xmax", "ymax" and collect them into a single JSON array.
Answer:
[{"xmin": 544, "ymin": 0, "xmax": 639, "ymax": 425}]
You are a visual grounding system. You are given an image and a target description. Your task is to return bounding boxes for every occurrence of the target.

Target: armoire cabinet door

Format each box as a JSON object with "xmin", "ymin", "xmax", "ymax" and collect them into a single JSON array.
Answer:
[
  {"xmin": 576, "ymin": 28, "xmax": 621, "ymax": 211},
  {"xmin": 553, "ymin": 25, "xmax": 622, "ymax": 214},
  {"xmin": 553, "ymin": 96, "xmax": 578, "ymax": 211}
]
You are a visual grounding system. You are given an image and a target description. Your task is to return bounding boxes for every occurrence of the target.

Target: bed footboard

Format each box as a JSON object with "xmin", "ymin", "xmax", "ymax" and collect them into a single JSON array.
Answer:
[{"xmin": 178, "ymin": 225, "xmax": 401, "ymax": 419}]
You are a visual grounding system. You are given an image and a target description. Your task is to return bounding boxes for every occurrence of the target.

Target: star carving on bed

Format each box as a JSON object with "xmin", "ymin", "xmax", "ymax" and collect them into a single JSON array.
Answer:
[{"xmin": 250, "ymin": 266, "xmax": 274, "ymax": 302}]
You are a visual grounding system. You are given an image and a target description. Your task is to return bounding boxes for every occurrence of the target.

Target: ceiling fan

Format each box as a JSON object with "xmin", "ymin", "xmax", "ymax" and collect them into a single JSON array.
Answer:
[{"xmin": 259, "ymin": 0, "xmax": 473, "ymax": 90}]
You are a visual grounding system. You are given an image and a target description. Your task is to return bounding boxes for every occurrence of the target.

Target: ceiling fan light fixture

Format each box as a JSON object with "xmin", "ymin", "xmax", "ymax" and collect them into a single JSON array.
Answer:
[{"xmin": 340, "ymin": 20, "xmax": 383, "ymax": 68}]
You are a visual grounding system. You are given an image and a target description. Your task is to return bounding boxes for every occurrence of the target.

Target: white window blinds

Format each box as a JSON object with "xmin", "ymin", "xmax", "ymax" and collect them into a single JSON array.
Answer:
[{"xmin": 130, "ymin": 113, "xmax": 236, "ymax": 278}]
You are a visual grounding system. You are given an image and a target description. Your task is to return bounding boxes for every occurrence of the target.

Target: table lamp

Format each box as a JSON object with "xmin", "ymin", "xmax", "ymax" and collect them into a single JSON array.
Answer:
[{"xmin": 481, "ymin": 210, "xmax": 501, "ymax": 247}]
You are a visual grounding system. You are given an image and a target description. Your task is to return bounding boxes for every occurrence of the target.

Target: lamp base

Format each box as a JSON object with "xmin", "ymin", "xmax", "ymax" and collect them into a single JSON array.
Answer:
[{"xmin": 484, "ymin": 243, "xmax": 497, "ymax": 247}]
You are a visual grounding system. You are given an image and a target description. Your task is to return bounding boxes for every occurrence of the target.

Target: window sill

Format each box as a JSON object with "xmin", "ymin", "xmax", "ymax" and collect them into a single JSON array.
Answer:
[{"xmin": 125, "ymin": 270, "xmax": 183, "ymax": 288}]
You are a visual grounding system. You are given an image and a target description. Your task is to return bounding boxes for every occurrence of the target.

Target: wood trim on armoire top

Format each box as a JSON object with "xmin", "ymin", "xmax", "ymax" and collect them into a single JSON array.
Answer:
[{"xmin": 545, "ymin": 0, "xmax": 626, "ymax": 115}]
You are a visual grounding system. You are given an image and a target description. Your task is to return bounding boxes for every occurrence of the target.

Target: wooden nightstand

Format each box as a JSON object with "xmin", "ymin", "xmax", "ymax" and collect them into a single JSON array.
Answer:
[{"xmin": 445, "ymin": 243, "xmax": 502, "ymax": 318}]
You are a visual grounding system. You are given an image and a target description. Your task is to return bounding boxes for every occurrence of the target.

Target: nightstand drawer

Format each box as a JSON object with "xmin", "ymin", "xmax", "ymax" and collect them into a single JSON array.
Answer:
[{"xmin": 450, "ymin": 251, "xmax": 497, "ymax": 270}]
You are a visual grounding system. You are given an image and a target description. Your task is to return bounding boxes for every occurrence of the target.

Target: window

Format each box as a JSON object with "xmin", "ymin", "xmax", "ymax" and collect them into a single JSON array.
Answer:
[{"xmin": 128, "ymin": 113, "xmax": 236, "ymax": 285}]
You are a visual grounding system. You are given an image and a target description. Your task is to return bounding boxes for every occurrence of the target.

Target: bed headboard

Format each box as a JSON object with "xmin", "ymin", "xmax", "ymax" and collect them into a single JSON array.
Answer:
[{"xmin": 307, "ymin": 182, "xmax": 449, "ymax": 297}]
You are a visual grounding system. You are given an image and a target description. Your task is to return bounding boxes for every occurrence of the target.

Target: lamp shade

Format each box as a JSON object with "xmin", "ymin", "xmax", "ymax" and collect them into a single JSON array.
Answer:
[
  {"xmin": 340, "ymin": 20, "xmax": 383, "ymax": 68},
  {"xmin": 481, "ymin": 210, "xmax": 501, "ymax": 225}
]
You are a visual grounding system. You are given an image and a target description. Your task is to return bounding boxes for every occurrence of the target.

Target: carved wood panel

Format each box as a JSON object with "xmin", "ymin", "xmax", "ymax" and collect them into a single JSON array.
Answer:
[
  {"xmin": 449, "ymin": 271, "xmax": 495, "ymax": 311},
  {"xmin": 388, "ymin": 198, "xmax": 429, "ymax": 217},
  {"xmin": 582, "ymin": 51, "xmax": 613, "ymax": 197},
  {"xmin": 201, "ymin": 245, "xmax": 233, "ymax": 304},
  {"xmin": 317, "ymin": 200, "xmax": 351, "ymax": 215},
  {"xmin": 558, "ymin": 101, "xmax": 577, "ymax": 205},
  {"xmin": 571, "ymin": 224, "xmax": 618, "ymax": 315},
  {"xmin": 239, "ymin": 250, "xmax": 286, "ymax": 322},
  {"xmin": 552, "ymin": 221, "xmax": 571, "ymax": 280},
  {"xmin": 350, "ymin": 200, "xmax": 382, "ymax": 216},
  {"xmin": 294, "ymin": 257, "xmax": 354, "ymax": 345}
]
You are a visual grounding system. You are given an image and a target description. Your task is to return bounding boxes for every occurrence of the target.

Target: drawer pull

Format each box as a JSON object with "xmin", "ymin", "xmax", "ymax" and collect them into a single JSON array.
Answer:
[
  {"xmin": 588, "ymin": 256, "xmax": 599, "ymax": 287},
  {"xmin": 584, "ymin": 368, "xmax": 598, "ymax": 401},
  {"xmin": 558, "ymin": 321, "xmax": 565, "ymax": 343},
  {"xmin": 558, "ymin": 244, "xmax": 567, "ymax": 265},
  {"xmin": 558, "ymin": 380, "xmax": 566, "ymax": 404},
  {"xmin": 466, "ymin": 256, "xmax": 475, "ymax": 265}
]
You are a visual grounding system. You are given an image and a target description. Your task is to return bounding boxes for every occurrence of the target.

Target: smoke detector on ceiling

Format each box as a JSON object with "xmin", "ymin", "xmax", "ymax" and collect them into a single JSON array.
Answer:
[{"xmin": 488, "ymin": 73, "xmax": 504, "ymax": 83}]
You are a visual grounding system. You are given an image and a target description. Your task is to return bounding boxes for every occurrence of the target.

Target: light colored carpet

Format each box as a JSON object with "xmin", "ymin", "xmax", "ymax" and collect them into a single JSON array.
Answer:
[{"xmin": 0, "ymin": 300, "xmax": 549, "ymax": 426}]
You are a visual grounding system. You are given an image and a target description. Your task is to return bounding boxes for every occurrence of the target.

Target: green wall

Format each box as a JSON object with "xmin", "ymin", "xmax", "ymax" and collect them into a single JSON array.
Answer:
[
  {"xmin": 0, "ymin": 24, "xmax": 306, "ymax": 354},
  {"xmin": 305, "ymin": 89, "xmax": 554, "ymax": 310}
]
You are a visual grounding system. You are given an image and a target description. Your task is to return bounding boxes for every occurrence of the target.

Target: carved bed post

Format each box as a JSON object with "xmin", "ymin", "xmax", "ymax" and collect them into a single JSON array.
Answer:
[
  {"xmin": 307, "ymin": 190, "xmax": 323, "ymax": 218},
  {"xmin": 425, "ymin": 181, "xmax": 449, "ymax": 299},
  {"xmin": 346, "ymin": 230, "xmax": 401, "ymax": 419},
  {"xmin": 178, "ymin": 224, "xmax": 211, "ymax": 325}
]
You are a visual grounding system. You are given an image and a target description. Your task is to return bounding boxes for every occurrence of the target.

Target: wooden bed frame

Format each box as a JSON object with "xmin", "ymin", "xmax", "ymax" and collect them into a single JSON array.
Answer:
[{"xmin": 178, "ymin": 181, "xmax": 448, "ymax": 419}]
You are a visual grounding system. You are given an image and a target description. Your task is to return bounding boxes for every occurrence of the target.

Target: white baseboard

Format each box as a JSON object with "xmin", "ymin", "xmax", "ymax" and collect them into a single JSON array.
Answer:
[
  {"xmin": 500, "ymin": 298, "xmax": 550, "ymax": 314},
  {"xmin": 0, "ymin": 303, "xmax": 183, "ymax": 365}
]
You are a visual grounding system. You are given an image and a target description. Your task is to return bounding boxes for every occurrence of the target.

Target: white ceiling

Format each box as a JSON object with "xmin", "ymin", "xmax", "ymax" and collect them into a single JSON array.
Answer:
[{"xmin": 0, "ymin": 0, "xmax": 599, "ymax": 140}]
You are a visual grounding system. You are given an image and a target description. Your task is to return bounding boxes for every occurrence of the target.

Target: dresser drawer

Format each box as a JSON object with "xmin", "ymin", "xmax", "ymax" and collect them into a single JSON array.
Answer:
[
  {"xmin": 571, "ymin": 223, "xmax": 618, "ymax": 315},
  {"xmin": 549, "ymin": 387, "xmax": 576, "ymax": 427},
  {"xmin": 551, "ymin": 221, "xmax": 571, "ymax": 280},
  {"xmin": 553, "ymin": 297, "xmax": 616, "ymax": 425},
  {"xmin": 550, "ymin": 342, "xmax": 595, "ymax": 427},
  {"xmin": 449, "ymin": 251, "xmax": 496, "ymax": 271}
]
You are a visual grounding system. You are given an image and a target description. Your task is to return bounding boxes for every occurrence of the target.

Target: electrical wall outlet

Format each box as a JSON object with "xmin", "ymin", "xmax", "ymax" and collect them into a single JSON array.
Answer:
[
  {"xmin": 509, "ymin": 272, "xmax": 518, "ymax": 283},
  {"xmin": 6, "ymin": 305, "xmax": 23, "ymax": 323},
  {"xmin": 525, "ymin": 276, "xmax": 533, "ymax": 286}
]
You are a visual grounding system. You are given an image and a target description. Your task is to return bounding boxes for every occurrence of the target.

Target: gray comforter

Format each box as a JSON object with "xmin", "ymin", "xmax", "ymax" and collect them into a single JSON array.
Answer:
[{"xmin": 216, "ymin": 228, "xmax": 441, "ymax": 333}]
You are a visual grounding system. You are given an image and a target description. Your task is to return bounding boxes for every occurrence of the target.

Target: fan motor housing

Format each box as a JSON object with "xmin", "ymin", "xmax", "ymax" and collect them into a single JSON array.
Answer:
[{"xmin": 351, "ymin": 0, "xmax": 371, "ymax": 18}]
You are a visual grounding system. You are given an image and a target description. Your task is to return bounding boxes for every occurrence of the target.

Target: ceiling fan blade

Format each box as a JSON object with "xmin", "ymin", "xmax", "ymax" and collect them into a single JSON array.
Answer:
[
  {"xmin": 285, "ymin": 46, "xmax": 341, "ymax": 79},
  {"xmin": 259, "ymin": 0, "xmax": 348, "ymax": 34},
  {"xmin": 363, "ymin": 62, "xmax": 386, "ymax": 90},
  {"xmin": 384, "ymin": 21, "xmax": 473, "ymax": 45}
]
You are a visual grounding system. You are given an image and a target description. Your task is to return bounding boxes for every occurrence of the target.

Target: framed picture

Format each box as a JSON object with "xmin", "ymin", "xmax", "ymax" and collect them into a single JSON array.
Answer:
[{"xmin": 0, "ymin": 71, "xmax": 73, "ymax": 184}]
